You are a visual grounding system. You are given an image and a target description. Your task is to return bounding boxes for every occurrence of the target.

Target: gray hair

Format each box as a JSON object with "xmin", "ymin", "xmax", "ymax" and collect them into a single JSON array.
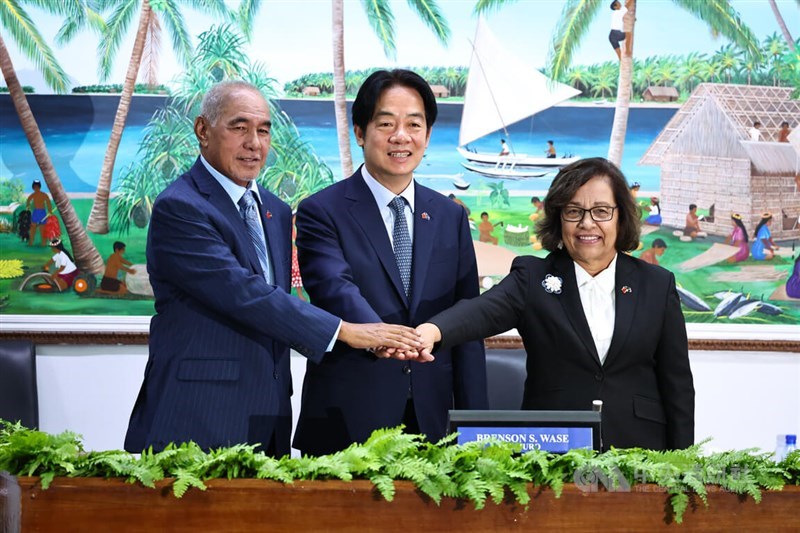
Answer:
[{"xmin": 199, "ymin": 80, "xmax": 264, "ymax": 126}]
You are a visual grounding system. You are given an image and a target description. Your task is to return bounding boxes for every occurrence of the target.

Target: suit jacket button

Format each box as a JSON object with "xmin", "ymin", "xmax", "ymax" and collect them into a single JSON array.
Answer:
[
  {"xmin": 594, "ymin": 373, "xmax": 603, "ymax": 381},
  {"xmin": 402, "ymin": 366, "xmax": 411, "ymax": 375},
  {"xmin": 273, "ymin": 371, "xmax": 279, "ymax": 380}
]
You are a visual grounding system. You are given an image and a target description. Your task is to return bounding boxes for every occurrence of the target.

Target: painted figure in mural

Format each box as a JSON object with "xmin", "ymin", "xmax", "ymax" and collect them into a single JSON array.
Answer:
[
  {"xmin": 416, "ymin": 157, "xmax": 695, "ymax": 451},
  {"xmin": 639, "ymin": 238, "xmax": 667, "ymax": 266},
  {"xmin": 26, "ymin": 180, "xmax": 54, "ymax": 247},
  {"xmin": 683, "ymin": 204, "xmax": 706, "ymax": 239},
  {"xmin": 42, "ymin": 238, "xmax": 78, "ymax": 290},
  {"xmin": 724, "ymin": 214, "xmax": 750, "ymax": 263},
  {"xmin": 778, "ymin": 121, "xmax": 791, "ymax": 143},
  {"xmin": 748, "ymin": 121, "xmax": 762, "ymax": 142},
  {"xmin": 499, "ymin": 138, "xmax": 510, "ymax": 156},
  {"xmin": 448, "ymin": 193, "xmax": 471, "ymax": 217},
  {"xmin": 529, "ymin": 196, "xmax": 544, "ymax": 222},
  {"xmin": 290, "ymin": 214, "xmax": 306, "ymax": 302},
  {"xmin": 479, "ymin": 211, "xmax": 501, "ymax": 245},
  {"xmin": 750, "ymin": 213, "xmax": 778, "ymax": 261},
  {"xmin": 786, "ymin": 254, "xmax": 800, "ymax": 299},
  {"xmin": 608, "ymin": 0, "xmax": 631, "ymax": 60},
  {"xmin": 545, "ymin": 140, "xmax": 557, "ymax": 158},
  {"xmin": 292, "ymin": 69, "xmax": 488, "ymax": 456},
  {"xmin": 124, "ymin": 80, "xmax": 423, "ymax": 456},
  {"xmin": 644, "ymin": 197, "xmax": 662, "ymax": 226},
  {"xmin": 98, "ymin": 241, "xmax": 137, "ymax": 295},
  {"xmin": 629, "ymin": 181, "xmax": 640, "ymax": 201}
]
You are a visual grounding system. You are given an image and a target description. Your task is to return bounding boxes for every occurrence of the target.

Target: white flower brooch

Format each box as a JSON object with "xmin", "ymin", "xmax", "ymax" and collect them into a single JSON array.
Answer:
[{"xmin": 541, "ymin": 274, "xmax": 563, "ymax": 294}]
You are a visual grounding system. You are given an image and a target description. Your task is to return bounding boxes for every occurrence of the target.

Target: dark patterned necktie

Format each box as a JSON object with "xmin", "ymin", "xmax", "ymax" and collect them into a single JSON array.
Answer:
[
  {"xmin": 388, "ymin": 196, "xmax": 412, "ymax": 296},
  {"xmin": 238, "ymin": 190, "xmax": 271, "ymax": 284}
]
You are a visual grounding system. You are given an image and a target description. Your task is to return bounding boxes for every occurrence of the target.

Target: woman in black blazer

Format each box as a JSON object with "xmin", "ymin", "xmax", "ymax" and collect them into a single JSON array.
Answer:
[{"xmin": 418, "ymin": 158, "xmax": 694, "ymax": 450}]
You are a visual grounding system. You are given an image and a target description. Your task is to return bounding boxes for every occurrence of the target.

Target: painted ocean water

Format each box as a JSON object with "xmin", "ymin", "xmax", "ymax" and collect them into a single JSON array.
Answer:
[{"xmin": 0, "ymin": 95, "xmax": 675, "ymax": 194}]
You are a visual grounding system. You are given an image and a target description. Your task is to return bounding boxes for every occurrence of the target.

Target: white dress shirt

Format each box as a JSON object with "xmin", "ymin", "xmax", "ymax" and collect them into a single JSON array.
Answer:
[
  {"xmin": 360, "ymin": 166, "xmax": 415, "ymax": 247},
  {"xmin": 575, "ymin": 255, "xmax": 617, "ymax": 364}
]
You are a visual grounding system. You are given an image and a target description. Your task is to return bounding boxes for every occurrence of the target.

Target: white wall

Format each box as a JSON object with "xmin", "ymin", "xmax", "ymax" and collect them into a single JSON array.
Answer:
[{"xmin": 34, "ymin": 345, "xmax": 800, "ymax": 455}]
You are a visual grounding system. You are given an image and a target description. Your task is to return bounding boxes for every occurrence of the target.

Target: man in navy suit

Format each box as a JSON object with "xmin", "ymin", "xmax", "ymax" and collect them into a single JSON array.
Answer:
[
  {"xmin": 293, "ymin": 70, "xmax": 488, "ymax": 456},
  {"xmin": 124, "ymin": 81, "xmax": 423, "ymax": 456}
]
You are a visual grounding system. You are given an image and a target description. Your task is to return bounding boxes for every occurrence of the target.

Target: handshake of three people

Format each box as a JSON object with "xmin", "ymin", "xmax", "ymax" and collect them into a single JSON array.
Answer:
[{"xmin": 340, "ymin": 321, "xmax": 440, "ymax": 363}]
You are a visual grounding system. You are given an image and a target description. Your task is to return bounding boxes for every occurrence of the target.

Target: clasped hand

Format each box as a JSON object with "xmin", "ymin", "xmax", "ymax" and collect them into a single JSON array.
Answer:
[
  {"xmin": 337, "ymin": 321, "xmax": 441, "ymax": 363},
  {"xmin": 373, "ymin": 322, "xmax": 441, "ymax": 363}
]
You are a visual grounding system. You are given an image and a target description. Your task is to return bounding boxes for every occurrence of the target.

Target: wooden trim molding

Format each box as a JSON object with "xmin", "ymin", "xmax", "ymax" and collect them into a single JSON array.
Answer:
[
  {"xmin": 0, "ymin": 331, "xmax": 798, "ymax": 353},
  {"xmin": 483, "ymin": 335, "xmax": 800, "ymax": 353}
]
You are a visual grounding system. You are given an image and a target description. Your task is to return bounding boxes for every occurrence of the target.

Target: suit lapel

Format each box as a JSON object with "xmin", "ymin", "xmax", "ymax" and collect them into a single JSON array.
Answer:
[
  {"xmin": 190, "ymin": 159, "xmax": 264, "ymax": 278},
  {"xmin": 258, "ymin": 186, "xmax": 286, "ymax": 289},
  {"xmin": 409, "ymin": 184, "xmax": 435, "ymax": 314},
  {"xmin": 346, "ymin": 171, "xmax": 407, "ymax": 303},
  {"xmin": 552, "ymin": 251, "xmax": 601, "ymax": 366},
  {"xmin": 604, "ymin": 253, "xmax": 639, "ymax": 366}
]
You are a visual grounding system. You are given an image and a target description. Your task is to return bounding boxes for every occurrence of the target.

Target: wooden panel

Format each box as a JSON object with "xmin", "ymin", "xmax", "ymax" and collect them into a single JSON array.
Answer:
[{"xmin": 4, "ymin": 476, "xmax": 800, "ymax": 532}]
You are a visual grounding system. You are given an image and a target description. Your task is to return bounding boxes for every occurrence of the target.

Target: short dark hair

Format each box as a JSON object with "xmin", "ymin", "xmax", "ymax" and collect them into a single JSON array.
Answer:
[
  {"xmin": 536, "ymin": 157, "xmax": 640, "ymax": 252},
  {"xmin": 782, "ymin": 121, "xmax": 790, "ymax": 127},
  {"xmin": 652, "ymin": 238, "xmax": 667, "ymax": 249},
  {"xmin": 689, "ymin": 203, "xmax": 697, "ymax": 211},
  {"xmin": 610, "ymin": 0, "xmax": 620, "ymax": 9},
  {"xmin": 531, "ymin": 196, "xmax": 541, "ymax": 204},
  {"xmin": 480, "ymin": 211, "xmax": 489, "ymax": 218},
  {"xmin": 351, "ymin": 69, "xmax": 437, "ymax": 134},
  {"xmin": 113, "ymin": 241, "xmax": 126, "ymax": 251},
  {"xmin": 32, "ymin": 179, "xmax": 41, "ymax": 189},
  {"xmin": 753, "ymin": 121, "xmax": 761, "ymax": 127}
]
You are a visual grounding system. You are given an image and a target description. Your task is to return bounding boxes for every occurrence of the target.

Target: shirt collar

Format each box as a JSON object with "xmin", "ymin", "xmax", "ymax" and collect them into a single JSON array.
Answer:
[
  {"xmin": 574, "ymin": 254, "xmax": 618, "ymax": 293},
  {"xmin": 360, "ymin": 165, "xmax": 415, "ymax": 212},
  {"xmin": 200, "ymin": 155, "xmax": 263, "ymax": 206}
]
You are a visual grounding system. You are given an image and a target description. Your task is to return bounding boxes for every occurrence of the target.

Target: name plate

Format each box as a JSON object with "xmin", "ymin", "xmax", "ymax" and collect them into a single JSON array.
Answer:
[{"xmin": 456, "ymin": 426, "xmax": 594, "ymax": 453}]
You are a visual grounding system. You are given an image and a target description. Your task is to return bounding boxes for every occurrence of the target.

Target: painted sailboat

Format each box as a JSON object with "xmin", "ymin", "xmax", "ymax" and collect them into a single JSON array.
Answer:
[{"xmin": 459, "ymin": 18, "xmax": 582, "ymax": 177}]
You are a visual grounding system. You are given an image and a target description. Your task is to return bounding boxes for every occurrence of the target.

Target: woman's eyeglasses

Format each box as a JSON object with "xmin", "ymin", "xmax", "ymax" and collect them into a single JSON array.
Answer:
[{"xmin": 561, "ymin": 206, "xmax": 617, "ymax": 222}]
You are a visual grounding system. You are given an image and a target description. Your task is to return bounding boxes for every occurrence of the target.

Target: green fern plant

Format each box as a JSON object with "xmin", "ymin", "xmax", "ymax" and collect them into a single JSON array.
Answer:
[{"xmin": 1, "ymin": 420, "xmax": 797, "ymax": 523}]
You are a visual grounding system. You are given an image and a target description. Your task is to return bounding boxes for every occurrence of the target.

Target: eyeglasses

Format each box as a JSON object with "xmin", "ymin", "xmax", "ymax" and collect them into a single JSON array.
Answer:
[{"xmin": 561, "ymin": 205, "xmax": 617, "ymax": 222}]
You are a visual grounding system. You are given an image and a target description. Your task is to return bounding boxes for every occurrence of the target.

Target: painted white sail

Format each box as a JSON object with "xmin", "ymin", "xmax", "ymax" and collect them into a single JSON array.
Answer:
[{"xmin": 459, "ymin": 18, "xmax": 581, "ymax": 147}]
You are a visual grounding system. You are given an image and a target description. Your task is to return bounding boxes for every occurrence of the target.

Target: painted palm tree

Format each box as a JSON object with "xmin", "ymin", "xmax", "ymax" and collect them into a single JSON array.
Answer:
[
  {"xmin": 678, "ymin": 52, "xmax": 708, "ymax": 93},
  {"xmin": 763, "ymin": 32, "xmax": 790, "ymax": 86},
  {"xmin": 331, "ymin": 0, "xmax": 450, "ymax": 179},
  {"xmin": 713, "ymin": 44, "xmax": 740, "ymax": 83},
  {"xmin": 476, "ymin": 0, "xmax": 760, "ymax": 166},
  {"xmin": 85, "ymin": 0, "xmax": 233, "ymax": 234},
  {"xmin": 768, "ymin": 0, "xmax": 796, "ymax": 52},
  {"xmin": 112, "ymin": 24, "xmax": 334, "ymax": 232},
  {"xmin": 0, "ymin": 0, "xmax": 105, "ymax": 273}
]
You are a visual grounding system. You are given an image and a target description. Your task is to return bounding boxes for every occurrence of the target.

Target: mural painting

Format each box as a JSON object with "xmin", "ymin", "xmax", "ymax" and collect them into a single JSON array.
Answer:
[{"xmin": 0, "ymin": 1, "xmax": 798, "ymax": 330}]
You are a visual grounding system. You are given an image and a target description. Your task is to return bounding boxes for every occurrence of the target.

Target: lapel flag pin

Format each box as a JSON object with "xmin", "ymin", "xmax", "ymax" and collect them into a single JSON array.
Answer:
[
  {"xmin": 621, "ymin": 286, "xmax": 632, "ymax": 294},
  {"xmin": 421, "ymin": 212, "xmax": 430, "ymax": 220},
  {"xmin": 265, "ymin": 211, "xmax": 272, "ymax": 220}
]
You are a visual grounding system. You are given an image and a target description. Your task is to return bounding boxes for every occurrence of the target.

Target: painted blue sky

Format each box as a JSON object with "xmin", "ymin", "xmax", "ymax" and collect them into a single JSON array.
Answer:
[{"xmin": 8, "ymin": 0, "xmax": 799, "ymax": 93}]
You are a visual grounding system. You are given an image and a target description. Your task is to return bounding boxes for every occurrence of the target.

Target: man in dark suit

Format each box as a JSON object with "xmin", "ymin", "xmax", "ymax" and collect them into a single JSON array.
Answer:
[
  {"xmin": 417, "ymin": 158, "xmax": 695, "ymax": 451},
  {"xmin": 124, "ymin": 81, "xmax": 422, "ymax": 456},
  {"xmin": 293, "ymin": 69, "xmax": 488, "ymax": 456}
]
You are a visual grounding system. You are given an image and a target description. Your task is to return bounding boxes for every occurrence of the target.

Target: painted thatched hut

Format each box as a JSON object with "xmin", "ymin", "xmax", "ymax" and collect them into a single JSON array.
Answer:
[
  {"xmin": 429, "ymin": 85, "xmax": 450, "ymax": 98},
  {"xmin": 302, "ymin": 86, "xmax": 321, "ymax": 96},
  {"xmin": 643, "ymin": 86, "xmax": 679, "ymax": 102},
  {"xmin": 640, "ymin": 83, "xmax": 800, "ymax": 240}
]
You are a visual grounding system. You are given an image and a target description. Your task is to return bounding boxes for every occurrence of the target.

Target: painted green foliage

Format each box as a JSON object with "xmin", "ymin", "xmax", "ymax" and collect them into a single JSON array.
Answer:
[{"xmin": 111, "ymin": 24, "xmax": 334, "ymax": 234}]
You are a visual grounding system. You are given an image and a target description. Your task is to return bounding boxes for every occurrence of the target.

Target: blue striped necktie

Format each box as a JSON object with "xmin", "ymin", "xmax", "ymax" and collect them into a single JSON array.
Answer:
[
  {"xmin": 388, "ymin": 196, "xmax": 412, "ymax": 296},
  {"xmin": 238, "ymin": 190, "xmax": 271, "ymax": 284}
]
